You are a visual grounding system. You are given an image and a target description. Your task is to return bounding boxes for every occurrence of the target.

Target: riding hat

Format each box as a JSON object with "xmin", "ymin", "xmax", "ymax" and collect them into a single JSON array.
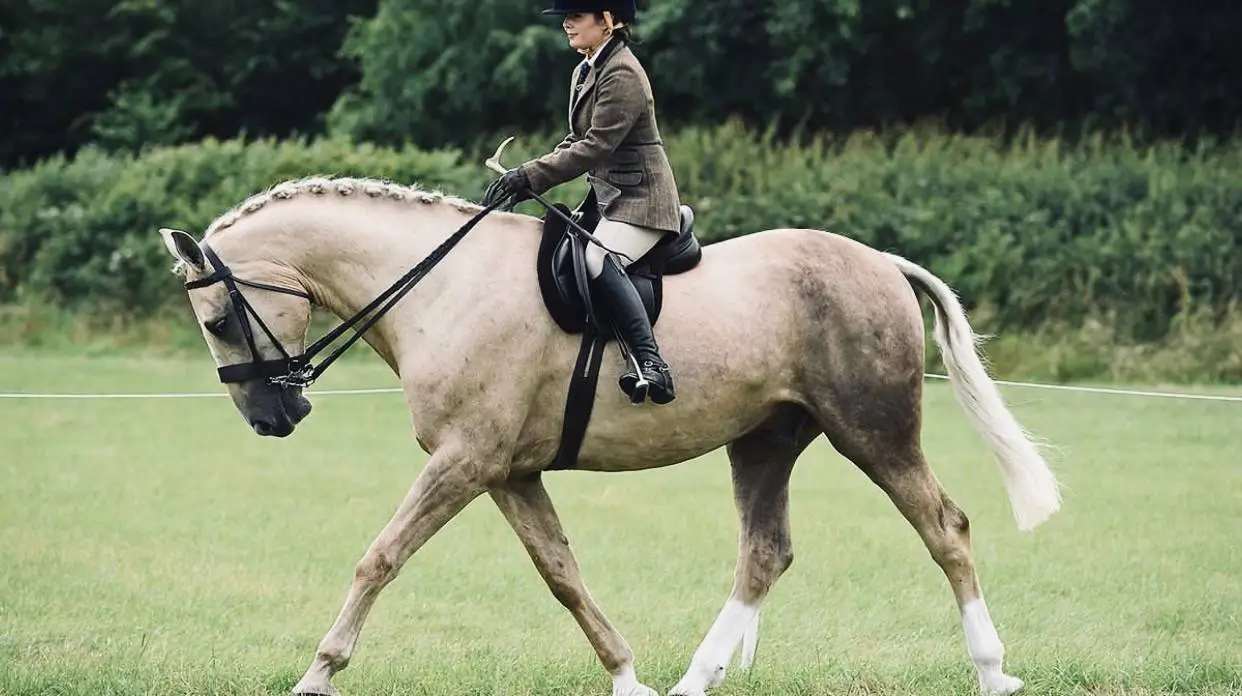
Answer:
[{"xmin": 540, "ymin": 0, "xmax": 637, "ymax": 24}]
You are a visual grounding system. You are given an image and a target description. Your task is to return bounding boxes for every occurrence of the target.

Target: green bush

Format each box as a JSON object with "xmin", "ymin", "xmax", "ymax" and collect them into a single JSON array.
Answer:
[
  {"xmin": 660, "ymin": 122, "xmax": 1242, "ymax": 343},
  {"xmin": 0, "ymin": 136, "xmax": 480, "ymax": 314},
  {"xmin": 496, "ymin": 122, "xmax": 1242, "ymax": 343},
  {"xmin": 3, "ymin": 123, "xmax": 1241, "ymax": 351}
]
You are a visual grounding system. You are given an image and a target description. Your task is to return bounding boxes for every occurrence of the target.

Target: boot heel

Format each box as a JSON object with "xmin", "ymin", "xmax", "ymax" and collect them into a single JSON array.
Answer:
[
  {"xmin": 628, "ymin": 379, "xmax": 649, "ymax": 404},
  {"xmin": 648, "ymin": 379, "xmax": 675, "ymax": 405}
]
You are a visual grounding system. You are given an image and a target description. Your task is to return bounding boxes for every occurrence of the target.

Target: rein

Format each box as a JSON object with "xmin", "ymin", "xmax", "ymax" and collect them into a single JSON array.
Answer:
[{"xmin": 185, "ymin": 200, "xmax": 505, "ymax": 388}]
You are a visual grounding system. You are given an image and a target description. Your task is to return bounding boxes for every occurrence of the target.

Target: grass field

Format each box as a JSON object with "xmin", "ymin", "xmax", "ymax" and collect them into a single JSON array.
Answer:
[{"xmin": 1, "ymin": 349, "xmax": 1240, "ymax": 695}]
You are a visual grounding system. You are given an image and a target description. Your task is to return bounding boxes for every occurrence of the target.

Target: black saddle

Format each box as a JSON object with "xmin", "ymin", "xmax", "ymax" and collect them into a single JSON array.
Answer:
[
  {"xmin": 537, "ymin": 199, "xmax": 702, "ymax": 335},
  {"xmin": 534, "ymin": 194, "xmax": 704, "ymax": 472}
]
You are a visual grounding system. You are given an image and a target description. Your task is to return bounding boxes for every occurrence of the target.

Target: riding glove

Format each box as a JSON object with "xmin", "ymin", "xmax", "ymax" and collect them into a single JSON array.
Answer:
[
  {"xmin": 481, "ymin": 167, "xmax": 532, "ymax": 211},
  {"xmin": 498, "ymin": 168, "xmax": 532, "ymax": 201}
]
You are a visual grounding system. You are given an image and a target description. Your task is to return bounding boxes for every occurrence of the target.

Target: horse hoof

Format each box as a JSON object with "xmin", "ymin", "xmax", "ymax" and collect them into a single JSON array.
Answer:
[
  {"xmin": 614, "ymin": 684, "xmax": 658, "ymax": 696},
  {"xmin": 611, "ymin": 669, "xmax": 658, "ymax": 696},
  {"xmin": 668, "ymin": 660, "xmax": 725, "ymax": 696},
  {"xmin": 291, "ymin": 681, "xmax": 341, "ymax": 696},
  {"xmin": 980, "ymin": 674, "xmax": 1024, "ymax": 696}
]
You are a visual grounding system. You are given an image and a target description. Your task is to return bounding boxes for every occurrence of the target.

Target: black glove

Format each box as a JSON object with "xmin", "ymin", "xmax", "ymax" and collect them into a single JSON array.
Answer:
[
  {"xmin": 481, "ymin": 168, "xmax": 533, "ymax": 211},
  {"xmin": 499, "ymin": 168, "xmax": 532, "ymax": 201}
]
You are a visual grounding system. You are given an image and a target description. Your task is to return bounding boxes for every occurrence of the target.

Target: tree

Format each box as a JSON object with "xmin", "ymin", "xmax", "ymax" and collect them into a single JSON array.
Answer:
[{"xmin": 0, "ymin": 0, "xmax": 376, "ymax": 169}]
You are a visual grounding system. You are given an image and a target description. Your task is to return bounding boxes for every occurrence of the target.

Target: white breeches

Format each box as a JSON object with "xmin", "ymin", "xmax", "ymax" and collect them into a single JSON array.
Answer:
[{"xmin": 585, "ymin": 216, "xmax": 667, "ymax": 278}]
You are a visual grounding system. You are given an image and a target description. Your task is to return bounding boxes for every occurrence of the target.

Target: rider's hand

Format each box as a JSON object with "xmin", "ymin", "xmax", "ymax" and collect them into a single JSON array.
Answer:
[
  {"xmin": 481, "ymin": 167, "xmax": 532, "ymax": 210},
  {"xmin": 498, "ymin": 168, "xmax": 532, "ymax": 201}
]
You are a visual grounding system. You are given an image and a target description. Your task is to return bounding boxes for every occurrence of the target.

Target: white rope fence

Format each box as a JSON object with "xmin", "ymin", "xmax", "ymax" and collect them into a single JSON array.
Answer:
[
  {"xmin": 0, "ymin": 387, "xmax": 403, "ymax": 399},
  {"xmin": 921, "ymin": 374, "xmax": 1242, "ymax": 403},
  {"xmin": 3, "ymin": 374, "xmax": 1241, "ymax": 402}
]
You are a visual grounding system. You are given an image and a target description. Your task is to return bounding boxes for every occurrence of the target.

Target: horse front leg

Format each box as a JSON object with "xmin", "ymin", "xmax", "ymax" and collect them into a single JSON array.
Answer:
[
  {"xmin": 292, "ymin": 444, "xmax": 492, "ymax": 696},
  {"xmin": 489, "ymin": 473, "xmax": 656, "ymax": 696}
]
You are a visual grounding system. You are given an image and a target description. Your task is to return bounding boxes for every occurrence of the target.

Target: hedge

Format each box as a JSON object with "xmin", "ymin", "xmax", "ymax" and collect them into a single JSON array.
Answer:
[
  {"xmin": 0, "ymin": 137, "xmax": 479, "ymax": 316},
  {"xmin": 3, "ymin": 123, "xmax": 1240, "ymax": 344}
]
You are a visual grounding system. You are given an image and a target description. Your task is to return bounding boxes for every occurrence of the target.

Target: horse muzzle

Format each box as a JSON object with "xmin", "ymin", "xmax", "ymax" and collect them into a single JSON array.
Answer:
[{"xmin": 246, "ymin": 384, "xmax": 313, "ymax": 438}]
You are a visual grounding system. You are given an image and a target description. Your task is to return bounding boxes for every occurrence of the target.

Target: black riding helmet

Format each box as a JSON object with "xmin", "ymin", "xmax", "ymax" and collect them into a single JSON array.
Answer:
[{"xmin": 540, "ymin": 0, "xmax": 637, "ymax": 23}]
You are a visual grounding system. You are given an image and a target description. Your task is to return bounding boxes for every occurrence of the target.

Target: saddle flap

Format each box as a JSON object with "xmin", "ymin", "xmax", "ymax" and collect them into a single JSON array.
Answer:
[{"xmin": 537, "ymin": 200, "xmax": 665, "ymax": 336}]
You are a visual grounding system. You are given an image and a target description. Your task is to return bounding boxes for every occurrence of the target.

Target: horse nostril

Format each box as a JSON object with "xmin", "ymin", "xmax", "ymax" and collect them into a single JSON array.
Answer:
[{"xmin": 252, "ymin": 419, "xmax": 275, "ymax": 436}]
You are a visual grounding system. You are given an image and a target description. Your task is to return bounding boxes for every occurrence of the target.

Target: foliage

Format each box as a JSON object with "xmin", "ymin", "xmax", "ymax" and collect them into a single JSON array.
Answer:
[
  {"xmin": 328, "ymin": 0, "xmax": 1242, "ymax": 151},
  {"xmin": 325, "ymin": 0, "xmax": 568, "ymax": 149},
  {"xmin": 0, "ymin": 0, "xmax": 376, "ymax": 169},
  {"xmin": 3, "ymin": 123, "xmax": 1241, "ymax": 350},
  {"xmin": 661, "ymin": 122, "xmax": 1242, "ymax": 343},
  {"xmin": 0, "ymin": 136, "xmax": 479, "ymax": 314},
  {"xmin": 5, "ymin": 0, "xmax": 1241, "ymax": 169}
]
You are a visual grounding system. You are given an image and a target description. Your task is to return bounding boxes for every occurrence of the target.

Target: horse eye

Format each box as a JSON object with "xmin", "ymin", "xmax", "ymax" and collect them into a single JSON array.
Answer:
[{"xmin": 203, "ymin": 317, "xmax": 228, "ymax": 336}]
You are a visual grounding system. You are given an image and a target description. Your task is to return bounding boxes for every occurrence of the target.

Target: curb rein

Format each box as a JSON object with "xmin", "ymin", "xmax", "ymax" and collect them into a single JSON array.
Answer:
[{"xmin": 184, "ymin": 200, "xmax": 506, "ymax": 389}]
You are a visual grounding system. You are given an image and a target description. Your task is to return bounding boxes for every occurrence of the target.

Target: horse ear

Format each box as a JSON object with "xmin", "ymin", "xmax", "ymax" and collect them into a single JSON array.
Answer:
[{"xmin": 159, "ymin": 227, "xmax": 205, "ymax": 272}]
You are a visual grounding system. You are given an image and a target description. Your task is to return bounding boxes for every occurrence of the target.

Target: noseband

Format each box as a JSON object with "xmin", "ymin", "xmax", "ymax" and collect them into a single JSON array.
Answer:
[
  {"xmin": 183, "ymin": 199, "xmax": 503, "ymax": 388},
  {"xmin": 185, "ymin": 246, "xmax": 315, "ymax": 385}
]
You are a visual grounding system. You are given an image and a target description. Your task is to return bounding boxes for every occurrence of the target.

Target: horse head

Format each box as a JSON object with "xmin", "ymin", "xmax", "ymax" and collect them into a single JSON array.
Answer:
[{"xmin": 160, "ymin": 226, "xmax": 314, "ymax": 437}]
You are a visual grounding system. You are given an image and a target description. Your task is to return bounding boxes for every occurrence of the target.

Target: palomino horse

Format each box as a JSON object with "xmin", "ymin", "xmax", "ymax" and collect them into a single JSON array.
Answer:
[{"xmin": 158, "ymin": 173, "xmax": 1060, "ymax": 696}]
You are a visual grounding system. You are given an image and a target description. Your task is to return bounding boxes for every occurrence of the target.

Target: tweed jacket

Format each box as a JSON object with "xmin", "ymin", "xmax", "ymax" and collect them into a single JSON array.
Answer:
[{"xmin": 519, "ymin": 39, "xmax": 681, "ymax": 234}]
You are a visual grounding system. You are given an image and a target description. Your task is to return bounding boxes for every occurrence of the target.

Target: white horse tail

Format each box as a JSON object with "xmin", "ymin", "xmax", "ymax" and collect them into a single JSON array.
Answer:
[{"xmin": 884, "ymin": 252, "xmax": 1062, "ymax": 531}]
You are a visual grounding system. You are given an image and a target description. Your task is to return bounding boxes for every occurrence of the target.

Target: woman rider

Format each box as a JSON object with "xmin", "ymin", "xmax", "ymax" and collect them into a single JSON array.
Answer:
[{"xmin": 487, "ymin": 0, "xmax": 681, "ymax": 406}]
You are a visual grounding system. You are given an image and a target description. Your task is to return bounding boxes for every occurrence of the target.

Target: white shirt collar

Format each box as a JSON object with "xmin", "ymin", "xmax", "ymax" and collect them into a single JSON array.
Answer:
[{"xmin": 583, "ymin": 35, "xmax": 614, "ymax": 68}]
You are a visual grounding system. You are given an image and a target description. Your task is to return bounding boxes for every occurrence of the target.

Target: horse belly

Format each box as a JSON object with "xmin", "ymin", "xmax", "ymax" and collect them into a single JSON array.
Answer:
[
  {"xmin": 570, "ymin": 396, "xmax": 776, "ymax": 472},
  {"xmin": 568, "ymin": 255, "xmax": 806, "ymax": 472}
]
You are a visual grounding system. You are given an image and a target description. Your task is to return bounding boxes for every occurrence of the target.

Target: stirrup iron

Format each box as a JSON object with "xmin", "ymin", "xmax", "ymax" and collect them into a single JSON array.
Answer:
[
  {"xmin": 613, "ymin": 327, "xmax": 649, "ymax": 404},
  {"xmin": 625, "ymin": 351, "xmax": 649, "ymax": 405}
]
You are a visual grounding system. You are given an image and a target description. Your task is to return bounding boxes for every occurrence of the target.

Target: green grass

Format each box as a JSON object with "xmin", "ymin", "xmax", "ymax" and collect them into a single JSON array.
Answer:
[{"xmin": 1, "ymin": 349, "xmax": 1240, "ymax": 695}]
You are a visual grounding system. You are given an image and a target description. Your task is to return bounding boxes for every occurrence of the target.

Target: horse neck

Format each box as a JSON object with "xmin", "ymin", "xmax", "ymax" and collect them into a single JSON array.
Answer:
[{"xmin": 222, "ymin": 198, "xmax": 500, "ymax": 366}]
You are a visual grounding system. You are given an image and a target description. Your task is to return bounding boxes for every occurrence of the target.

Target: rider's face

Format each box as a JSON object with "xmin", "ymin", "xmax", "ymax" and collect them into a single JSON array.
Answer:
[{"xmin": 563, "ymin": 13, "xmax": 609, "ymax": 52}]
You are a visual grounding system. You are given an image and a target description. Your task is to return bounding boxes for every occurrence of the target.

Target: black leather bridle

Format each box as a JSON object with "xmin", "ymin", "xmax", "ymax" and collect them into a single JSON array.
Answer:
[
  {"xmin": 185, "ymin": 245, "xmax": 316, "ymax": 385},
  {"xmin": 184, "ymin": 200, "xmax": 502, "ymax": 388}
]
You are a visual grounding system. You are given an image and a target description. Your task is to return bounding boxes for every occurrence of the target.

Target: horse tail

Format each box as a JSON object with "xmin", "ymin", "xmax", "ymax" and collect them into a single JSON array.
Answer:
[{"xmin": 883, "ymin": 251, "xmax": 1062, "ymax": 532}]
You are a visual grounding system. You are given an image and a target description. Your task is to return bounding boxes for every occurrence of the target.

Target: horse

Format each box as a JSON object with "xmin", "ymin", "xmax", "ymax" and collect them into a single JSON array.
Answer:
[{"xmin": 156, "ymin": 173, "xmax": 1061, "ymax": 696}]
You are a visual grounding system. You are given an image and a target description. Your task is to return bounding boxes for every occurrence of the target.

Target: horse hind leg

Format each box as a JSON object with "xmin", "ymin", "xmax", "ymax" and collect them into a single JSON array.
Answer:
[
  {"xmin": 669, "ymin": 404, "xmax": 819, "ymax": 696},
  {"xmin": 818, "ymin": 378, "xmax": 1024, "ymax": 696},
  {"xmin": 877, "ymin": 452, "xmax": 1023, "ymax": 695}
]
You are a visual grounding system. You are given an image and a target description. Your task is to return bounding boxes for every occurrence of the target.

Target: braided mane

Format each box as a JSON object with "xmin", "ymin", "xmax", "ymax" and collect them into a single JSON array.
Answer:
[{"xmin": 203, "ymin": 175, "xmax": 484, "ymax": 238}]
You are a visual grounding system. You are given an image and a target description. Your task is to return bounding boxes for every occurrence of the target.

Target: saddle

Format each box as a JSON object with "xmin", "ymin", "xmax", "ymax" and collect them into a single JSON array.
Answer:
[{"xmin": 535, "ymin": 192, "xmax": 703, "ymax": 471}]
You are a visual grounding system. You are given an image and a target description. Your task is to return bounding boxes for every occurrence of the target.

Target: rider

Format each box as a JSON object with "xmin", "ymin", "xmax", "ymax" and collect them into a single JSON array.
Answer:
[{"xmin": 487, "ymin": 0, "xmax": 680, "ymax": 406}]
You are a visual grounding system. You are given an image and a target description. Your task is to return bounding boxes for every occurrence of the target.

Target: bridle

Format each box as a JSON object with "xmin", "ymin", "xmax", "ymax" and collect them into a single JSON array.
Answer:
[
  {"xmin": 183, "ymin": 200, "xmax": 503, "ymax": 389},
  {"xmin": 185, "ymin": 245, "xmax": 316, "ymax": 385}
]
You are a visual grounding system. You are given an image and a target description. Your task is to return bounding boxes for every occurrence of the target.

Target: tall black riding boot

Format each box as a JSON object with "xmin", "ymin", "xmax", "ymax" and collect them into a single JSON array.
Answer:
[{"xmin": 588, "ymin": 257, "xmax": 676, "ymax": 405}]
